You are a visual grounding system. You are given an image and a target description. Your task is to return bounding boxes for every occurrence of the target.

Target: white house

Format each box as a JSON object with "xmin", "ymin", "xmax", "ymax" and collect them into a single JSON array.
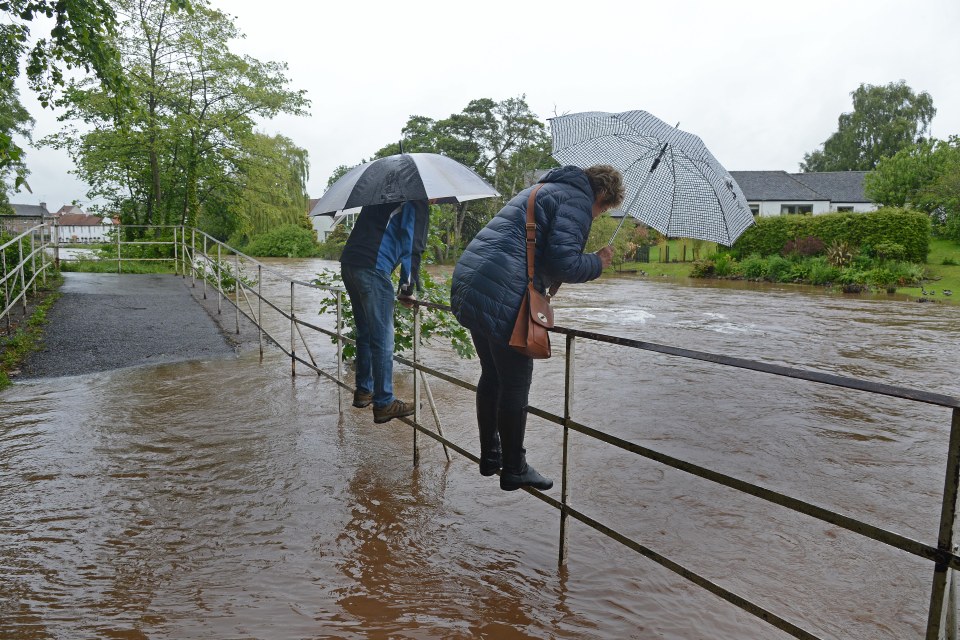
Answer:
[
  {"xmin": 729, "ymin": 171, "xmax": 877, "ymax": 217},
  {"xmin": 56, "ymin": 212, "xmax": 115, "ymax": 243},
  {"xmin": 308, "ymin": 198, "xmax": 339, "ymax": 240}
]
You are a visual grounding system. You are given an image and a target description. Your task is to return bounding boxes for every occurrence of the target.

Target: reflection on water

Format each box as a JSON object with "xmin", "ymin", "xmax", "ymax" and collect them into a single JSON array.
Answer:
[{"xmin": 1, "ymin": 260, "xmax": 959, "ymax": 639}]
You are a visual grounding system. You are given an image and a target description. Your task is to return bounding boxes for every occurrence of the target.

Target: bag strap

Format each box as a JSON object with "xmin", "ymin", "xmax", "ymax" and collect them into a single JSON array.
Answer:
[{"xmin": 524, "ymin": 183, "xmax": 544, "ymax": 284}]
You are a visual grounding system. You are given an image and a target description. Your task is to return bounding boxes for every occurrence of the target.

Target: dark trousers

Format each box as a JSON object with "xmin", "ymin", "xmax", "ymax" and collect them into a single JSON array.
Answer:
[{"xmin": 470, "ymin": 330, "xmax": 534, "ymax": 473}]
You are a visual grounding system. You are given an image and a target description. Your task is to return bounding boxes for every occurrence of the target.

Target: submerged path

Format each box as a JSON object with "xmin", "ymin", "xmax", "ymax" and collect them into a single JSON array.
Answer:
[{"xmin": 19, "ymin": 272, "xmax": 239, "ymax": 379}]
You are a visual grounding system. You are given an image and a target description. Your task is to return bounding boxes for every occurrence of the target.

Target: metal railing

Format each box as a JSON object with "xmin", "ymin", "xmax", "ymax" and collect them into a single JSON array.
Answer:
[
  {"xmin": 1, "ymin": 224, "xmax": 51, "ymax": 335},
  {"xmin": 50, "ymin": 223, "xmax": 182, "ymax": 272},
  {"xmin": 83, "ymin": 225, "xmax": 960, "ymax": 639}
]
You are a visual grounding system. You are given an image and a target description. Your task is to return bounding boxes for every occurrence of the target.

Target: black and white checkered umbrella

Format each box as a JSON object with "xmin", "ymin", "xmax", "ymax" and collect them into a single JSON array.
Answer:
[
  {"xmin": 550, "ymin": 110, "xmax": 754, "ymax": 246},
  {"xmin": 310, "ymin": 152, "xmax": 499, "ymax": 217}
]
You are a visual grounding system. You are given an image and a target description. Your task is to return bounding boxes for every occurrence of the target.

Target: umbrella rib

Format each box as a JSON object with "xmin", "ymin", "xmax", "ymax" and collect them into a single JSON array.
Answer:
[{"xmin": 688, "ymin": 157, "xmax": 734, "ymax": 245}]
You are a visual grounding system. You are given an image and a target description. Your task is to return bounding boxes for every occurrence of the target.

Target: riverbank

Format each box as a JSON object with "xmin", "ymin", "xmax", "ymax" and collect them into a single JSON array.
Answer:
[{"xmin": 616, "ymin": 237, "xmax": 960, "ymax": 306}]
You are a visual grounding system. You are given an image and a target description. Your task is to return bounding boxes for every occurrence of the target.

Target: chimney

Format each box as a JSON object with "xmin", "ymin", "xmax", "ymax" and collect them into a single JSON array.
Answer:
[{"xmin": 40, "ymin": 202, "xmax": 47, "ymax": 212}]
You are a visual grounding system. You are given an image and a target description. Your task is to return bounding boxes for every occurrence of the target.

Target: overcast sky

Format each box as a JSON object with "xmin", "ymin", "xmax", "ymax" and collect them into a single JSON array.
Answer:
[{"xmin": 12, "ymin": 0, "xmax": 960, "ymax": 210}]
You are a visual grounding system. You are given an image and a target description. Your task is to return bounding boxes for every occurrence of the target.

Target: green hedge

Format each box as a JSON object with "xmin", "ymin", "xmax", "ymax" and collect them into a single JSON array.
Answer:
[{"xmin": 731, "ymin": 208, "xmax": 931, "ymax": 263}]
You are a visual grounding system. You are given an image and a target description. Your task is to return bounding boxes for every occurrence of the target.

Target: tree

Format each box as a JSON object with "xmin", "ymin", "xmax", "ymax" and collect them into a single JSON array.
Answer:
[
  {"xmin": 47, "ymin": 0, "xmax": 308, "ymax": 235},
  {"xmin": 865, "ymin": 136, "xmax": 960, "ymax": 239},
  {"xmin": 360, "ymin": 95, "xmax": 556, "ymax": 254},
  {"xmin": 0, "ymin": 78, "xmax": 33, "ymax": 205},
  {"xmin": 801, "ymin": 81, "xmax": 936, "ymax": 172},
  {"xmin": 230, "ymin": 133, "xmax": 311, "ymax": 244},
  {"xmin": 0, "ymin": 1, "xmax": 193, "ymax": 187}
]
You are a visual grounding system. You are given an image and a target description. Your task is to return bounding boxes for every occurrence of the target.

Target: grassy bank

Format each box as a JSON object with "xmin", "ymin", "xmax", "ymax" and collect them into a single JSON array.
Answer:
[
  {"xmin": 611, "ymin": 238, "xmax": 960, "ymax": 305},
  {"xmin": 60, "ymin": 259, "xmax": 176, "ymax": 274},
  {"xmin": 0, "ymin": 275, "xmax": 63, "ymax": 390}
]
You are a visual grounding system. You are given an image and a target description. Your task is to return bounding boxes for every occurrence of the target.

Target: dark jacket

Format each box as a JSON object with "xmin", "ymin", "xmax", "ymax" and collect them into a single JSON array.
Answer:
[
  {"xmin": 451, "ymin": 166, "xmax": 603, "ymax": 344},
  {"xmin": 340, "ymin": 200, "xmax": 430, "ymax": 293}
]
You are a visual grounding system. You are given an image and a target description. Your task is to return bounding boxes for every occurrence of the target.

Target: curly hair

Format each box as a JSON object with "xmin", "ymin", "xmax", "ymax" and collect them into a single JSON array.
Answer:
[{"xmin": 584, "ymin": 164, "xmax": 625, "ymax": 210}]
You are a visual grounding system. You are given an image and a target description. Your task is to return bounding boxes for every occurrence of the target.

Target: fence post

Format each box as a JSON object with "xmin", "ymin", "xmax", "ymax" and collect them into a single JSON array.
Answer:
[
  {"xmin": 39, "ymin": 223, "xmax": 46, "ymax": 285},
  {"xmin": 336, "ymin": 290, "xmax": 343, "ymax": 413},
  {"xmin": 173, "ymin": 226, "xmax": 179, "ymax": 276},
  {"xmin": 413, "ymin": 304, "xmax": 421, "ymax": 467},
  {"xmin": 53, "ymin": 222, "xmax": 59, "ymax": 269},
  {"xmin": 559, "ymin": 333, "xmax": 575, "ymax": 566},
  {"xmin": 257, "ymin": 264, "xmax": 263, "ymax": 360},
  {"xmin": 191, "ymin": 228, "xmax": 196, "ymax": 288},
  {"xmin": 216, "ymin": 243, "xmax": 222, "ymax": 315},
  {"xmin": 202, "ymin": 235, "xmax": 208, "ymax": 299},
  {"xmin": 234, "ymin": 251, "xmax": 240, "ymax": 335},
  {"xmin": 290, "ymin": 282, "xmax": 296, "ymax": 377},
  {"xmin": 17, "ymin": 237, "xmax": 27, "ymax": 315},
  {"xmin": 117, "ymin": 223, "xmax": 121, "ymax": 273},
  {"xmin": 927, "ymin": 407, "xmax": 960, "ymax": 640},
  {"xmin": 2, "ymin": 247, "xmax": 9, "ymax": 334},
  {"xmin": 29, "ymin": 232, "xmax": 37, "ymax": 294}
]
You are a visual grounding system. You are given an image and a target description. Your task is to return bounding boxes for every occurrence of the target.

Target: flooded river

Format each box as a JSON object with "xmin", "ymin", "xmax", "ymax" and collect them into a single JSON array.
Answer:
[{"xmin": 2, "ymin": 259, "xmax": 959, "ymax": 639}]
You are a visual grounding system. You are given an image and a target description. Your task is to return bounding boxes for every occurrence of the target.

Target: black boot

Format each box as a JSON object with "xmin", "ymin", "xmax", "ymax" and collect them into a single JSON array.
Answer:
[
  {"xmin": 499, "ymin": 408, "xmax": 552, "ymax": 491},
  {"xmin": 477, "ymin": 391, "xmax": 501, "ymax": 476}
]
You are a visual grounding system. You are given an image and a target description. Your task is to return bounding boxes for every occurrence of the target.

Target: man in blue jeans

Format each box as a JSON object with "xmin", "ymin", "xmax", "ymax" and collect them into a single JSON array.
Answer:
[{"xmin": 339, "ymin": 199, "xmax": 430, "ymax": 423}]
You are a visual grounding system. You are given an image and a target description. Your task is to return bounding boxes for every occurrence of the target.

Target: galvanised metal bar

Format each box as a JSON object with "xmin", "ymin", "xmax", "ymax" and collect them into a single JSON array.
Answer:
[
  {"xmin": 550, "ymin": 326, "xmax": 960, "ymax": 410},
  {"xmin": 559, "ymin": 333, "xmax": 575, "ymax": 566},
  {"xmin": 257, "ymin": 265, "xmax": 263, "ymax": 360},
  {"xmin": 413, "ymin": 304, "xmax": 421, "ymax": 467},
  {"xmin": 927, "ymin": 406, "xmax": 960, "ymax": 640},
  {"xmin": 2, "ymin": 246, "xmax": 9, "ymax": 334},
  {"xmin": 336, "ymin": 290, "xmax": 343, "ymax": 413},
  {"xmin": 234, "ymin": 252, "xmax": 240, "ymax": 335},
  {"xmin": 184, "ymin": 229, "xmax": 960, "ymax": 640},
  {"xmin": 290, "ymin": 281, "xmax": 296, "ymax": 377},
  {"xmin": 216, "ymin": 243, "xmax": 222, "ymax": 315},
  {"xmin": 17, "ymin": 237, "xmax": 27, "ymax": 315}
]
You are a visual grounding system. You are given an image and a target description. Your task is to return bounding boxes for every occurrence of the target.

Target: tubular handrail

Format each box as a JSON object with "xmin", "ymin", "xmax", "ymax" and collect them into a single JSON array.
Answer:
[
  {"xmin": 1, "ymin": 224, "xmax": 51, "ymax": 334},
  {"xmin": 177, "ymin": 227, "xmax": 960, "ymax": 640},
  {"xmin": 44, "ymin": 223, "xmax": 955, "ymax": 640}
]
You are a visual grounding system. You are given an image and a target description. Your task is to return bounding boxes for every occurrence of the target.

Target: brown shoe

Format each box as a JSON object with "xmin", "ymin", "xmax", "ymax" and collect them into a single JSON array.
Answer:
[
  {"xmin": 373, "ymin": 399, "xmax": 415, "ymax": 424},
  {"xmin": 352, "ymin": 389, "xmax": 373, "ymax": 408}
]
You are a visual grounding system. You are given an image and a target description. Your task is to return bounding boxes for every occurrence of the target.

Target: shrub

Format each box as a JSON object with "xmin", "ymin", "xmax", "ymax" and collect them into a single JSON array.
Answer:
[
  {"xmin": 871, "ymin": 241, "xmax": 906, "ymax": 262},
  {"xmin": 826, "ymin": 241, "xmax": 856, "ymax": 268},
  {"xmin": 244, "ymin": 224, "xmax": 319, "ymax": 258},
  {"xmin": 689, "ymin": 259, "xmax": 715, "ymax": 277},
  {"xmin": 712, "ymin": 253, "xmax": 740, "ymax": 277},
  {"xmin": 782, "ymin": 235, "xmax": 825, "ymax": 257},
  {"xmin": 766, "ymin": 255, "xmax": 794, "ymax": 282},
  {"xmin": 732, "ymin": 208, "xmax": 930, "ymax": 263},
  {"xmin": 808, "ymin": 257, "xmax": 840, "ymax": 285},
  {"xmin": 740, "ymin": 254, "xmax": 768, "ymax": 279}
]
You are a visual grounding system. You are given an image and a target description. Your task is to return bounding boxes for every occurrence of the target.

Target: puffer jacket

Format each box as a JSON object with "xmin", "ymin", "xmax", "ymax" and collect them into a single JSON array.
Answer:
[{"xmin": 451, "ymin": 165, "xmax": 603, "ymax": 345}]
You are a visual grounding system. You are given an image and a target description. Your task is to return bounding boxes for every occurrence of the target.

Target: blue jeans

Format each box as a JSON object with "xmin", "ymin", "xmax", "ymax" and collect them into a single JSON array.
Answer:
[{"xmin": 341, "ymin": 264, "xmax": 396, "ymax": 408}]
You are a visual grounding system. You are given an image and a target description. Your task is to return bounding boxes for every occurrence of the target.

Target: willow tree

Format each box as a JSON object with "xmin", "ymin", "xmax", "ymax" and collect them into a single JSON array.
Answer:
[{"xmin": 48, "ymin": 0, "xmax": 308, "ymax": 231}]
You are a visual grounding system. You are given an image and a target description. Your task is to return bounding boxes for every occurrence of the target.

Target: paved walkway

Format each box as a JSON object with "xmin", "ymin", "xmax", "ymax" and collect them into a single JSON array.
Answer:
[{"xmin": 19, "ymin": 272, "xmax": 240, "ymax": 379}]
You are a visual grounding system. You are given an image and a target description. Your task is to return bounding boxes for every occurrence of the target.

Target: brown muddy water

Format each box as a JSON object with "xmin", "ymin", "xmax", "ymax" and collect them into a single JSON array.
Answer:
[{"xmin": 2, "ymin": 259, "xmax": 959, "ymax": 639}]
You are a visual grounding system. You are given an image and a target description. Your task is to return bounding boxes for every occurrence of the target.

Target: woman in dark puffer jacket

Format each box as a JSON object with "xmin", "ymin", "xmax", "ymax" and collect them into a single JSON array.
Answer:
[{"xmin": 451, "ymin": 165, "xmax": 625, "ymax": 491}]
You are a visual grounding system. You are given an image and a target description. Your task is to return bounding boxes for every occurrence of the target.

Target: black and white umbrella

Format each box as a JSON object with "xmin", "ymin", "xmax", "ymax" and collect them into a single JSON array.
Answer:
[
  {"xmin": 310, "ymin": 152, "xmax": 499, "ymax": 216},
  {"xmin": 550, "ymin": 110, "xmax": 754, "ymax": 246}
]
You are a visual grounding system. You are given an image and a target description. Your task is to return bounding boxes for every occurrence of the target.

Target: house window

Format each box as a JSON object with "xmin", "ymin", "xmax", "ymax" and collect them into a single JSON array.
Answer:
[
  {"xmin": 780, "ymin": 204, "xmax": 813, "ymax": 215},
  {"xmin": 749, "ymin": 204, "xmax": 760, "ymax": 216},
  {"xmin": 836, "ymin": 206, "xmax": 854, "ymax": 212}
]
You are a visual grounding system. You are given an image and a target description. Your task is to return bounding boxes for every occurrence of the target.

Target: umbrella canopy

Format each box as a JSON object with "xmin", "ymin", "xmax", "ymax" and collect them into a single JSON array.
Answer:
[
  {"xmin": 550, "ymin": 110, "xmax": 754, "ymax": 246},
  {"xmin": 311, "ymin": 153, "xmax": 499, "ymax": 216}
]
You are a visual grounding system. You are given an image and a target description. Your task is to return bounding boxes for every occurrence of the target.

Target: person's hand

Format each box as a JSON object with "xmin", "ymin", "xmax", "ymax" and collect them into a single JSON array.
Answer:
[
  {"xmin": 595, "ymin": 245, "xmax": 613, "ymax": 269},
  {"xmin": 397, "ymin": 284, "xmax": 417, "ymax": 308}
]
